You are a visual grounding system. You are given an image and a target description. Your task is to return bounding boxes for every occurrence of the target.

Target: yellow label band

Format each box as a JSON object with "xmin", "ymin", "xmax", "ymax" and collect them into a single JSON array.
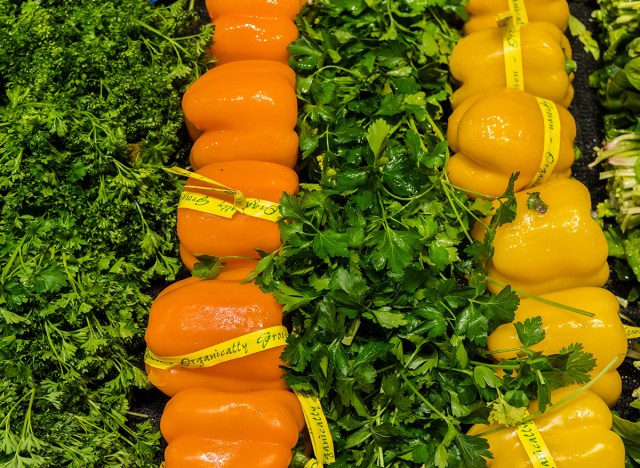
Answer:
[
  {"xmin": 508, "ymin": 0, "xmax": 528, "ymax": 26},
  {"xmin": 179, "ymin": 190, "xmax": 282, "ymax": 222},
  {"xmin": 304, "ymin": 460, "xmax": 320, "ymax": 468},
  {"xmin": 624, "ymin": 325, "xmax": 640, "ymax": 339},
  {"xmin": 527, "ymin": 98, "xmax": 562, "ymax": 188},
  {"xmin": 516, "ymin": 419, "xmax": 557, "ymax": 468},
  {"xmin": 294, "ymin": 390, "xmax": 336, "ymax": 466},
  {"xmin": 144, "ymin": 325, "xmax": 289, "ymax": 370},
  {"xmin": 503, "ymin": 25, "xmax": 525, "ymax": 91},
  {"xmin": 165, "ymin": 166, "xmax": 246, "ymax": 208}
]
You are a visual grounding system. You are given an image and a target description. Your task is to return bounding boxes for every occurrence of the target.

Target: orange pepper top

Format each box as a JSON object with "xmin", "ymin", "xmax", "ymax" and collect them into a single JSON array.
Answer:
[
  {"xmin": 160, "ymin": 388, "xmax": 306, "ymax": 468},
  {"xmin": 160, "ymin": 388, "xmax": 305, "ymax": 447},
  {"xmin": 205, "ymin": 0, "xmax": 304, "ymax": 65},
  {"xmin": 206, "ymin": 0, "xmax": 303, "ymax": 21},
  {"xmin": 182, "ymin": 60, "xmax": 298, "ymax": 170}
]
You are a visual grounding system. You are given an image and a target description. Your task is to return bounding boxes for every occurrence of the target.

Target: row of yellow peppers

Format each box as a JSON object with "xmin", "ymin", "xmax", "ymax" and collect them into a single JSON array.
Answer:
[
  {"xmin": 143, "ymin": 1, "xmax": 313, "ymax": 467},
  {"xmin": 450, "ymin": 1, "xmax": 627, "ymax": 466}
]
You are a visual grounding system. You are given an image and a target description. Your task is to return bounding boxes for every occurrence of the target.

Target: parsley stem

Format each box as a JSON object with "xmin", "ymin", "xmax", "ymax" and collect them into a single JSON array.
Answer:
[
  {"xmin": 400, "ymin": 373, "xmax": 451, "ymax": 423},
  {"xmin": 485, "ymin": 278, "xmax": 595, "ymax": 317},
  {"xmin": 133, "ymin": 18, "xmax": 188, "ymax": 58},
  {"xmin": 477, "ymin": 346, "xmax": 528, "ymax": 355},
  {"xmin": 1, "ymin": 231, "xmax": 28, "ymax": 283},
  {"xmin": 440, "ymin": 178, "xmax": 473, "ymax": 243}
]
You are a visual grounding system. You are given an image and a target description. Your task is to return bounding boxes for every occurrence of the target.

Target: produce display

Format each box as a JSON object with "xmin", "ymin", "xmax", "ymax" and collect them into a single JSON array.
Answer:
[
  {"xmin": 3, "ymin": 0, "xmax": 640, "ymax": 467},
  {"xmin": 0, "ymin": 1, "xmax": 212, "ymax": 465}
]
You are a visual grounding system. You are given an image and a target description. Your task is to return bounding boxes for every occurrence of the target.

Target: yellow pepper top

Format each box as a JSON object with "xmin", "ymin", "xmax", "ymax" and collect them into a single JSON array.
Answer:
[
  {"xmin": 467, "ymin": 386, "xmax": 625, "ymax": 467},
  {"xmin": 487, "ymin": 287, "xmax": 627, "ymax": 408},
  {"xmin": 464, "ymin": 0, "xmax": 570, "ymax": 35},
  {"xmin": 472, "ymin": 178, "xmax": 610, "ymax": 296},
  {"xmin": 447, "ymin": 88, "xmax": 576, "ymax": 198},
  {"xmin": 450, "ymin": 21, "xmax": 574, "ymax": 109}
]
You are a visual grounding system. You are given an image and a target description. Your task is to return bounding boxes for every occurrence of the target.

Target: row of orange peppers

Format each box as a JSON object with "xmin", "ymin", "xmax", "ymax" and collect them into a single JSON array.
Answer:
[
  {"xmin": 451, "ymin": 1, "xmax": 626, "ymax": 466},
  {"xmin": 143, "ymin": 1, "xmax": 312, "ymax": 467}
]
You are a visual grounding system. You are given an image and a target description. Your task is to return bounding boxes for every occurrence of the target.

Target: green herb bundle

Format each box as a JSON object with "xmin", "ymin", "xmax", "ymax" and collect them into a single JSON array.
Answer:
[
  {"xmin": 589, "ymin": 1, "xmax": 640, "ymax": 464},
  {"xmin": 0, "ymin": 1, "xmax": 211, "ymax": 466},
  {"xmin": 589, "ymin": 0, "xmax": 640, "ymax": 287},
  {"xmin": 253, "ymin": 1, "xmax": 596, "ymax": 466}
]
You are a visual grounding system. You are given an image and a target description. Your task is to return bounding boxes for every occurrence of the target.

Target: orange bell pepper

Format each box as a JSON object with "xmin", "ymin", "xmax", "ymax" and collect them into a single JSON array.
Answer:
[
  {"xmin": 144, "ymin": 263, "xmax": 288, "ymax": 396},
  {"xmin": 182, "ymin": 60, "xmax": 298, "ymax": 170},
  {"xmin": 161, "ymin": 387, "xmax": 306, "ymax": 468},
  {"xmin": 205, "ymin": 0, "xmax": 303, "ymax": 65},
  {"xmin": 176, "ymin": 160, "xmax": 299, "ymax": 271}
]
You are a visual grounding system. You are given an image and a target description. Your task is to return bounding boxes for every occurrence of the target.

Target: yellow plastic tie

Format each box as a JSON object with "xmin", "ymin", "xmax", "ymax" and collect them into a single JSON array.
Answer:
[
  {"xmin": 166, "ymin": 166, "xmax": 282, "ymax": 222},
  {"xmin": 624, "ymin": 325, "xmax": 640, "ymax": 339},
  {"xmin": 526, "ymin": 97, "xmax": 561, "ymax": 188},
  {"xmin": 294, "ymin": 390, "xmax": 336, "ymax": 467},
  {"xmin": 144, "ymin": 325, "xmax": 289, "ymax": 370},
  {"xmin": 165, "ymin": 166, "xmax": 245, "ymax": 208},
  {"xmin": 515, "ymin": 414, "xmax": 558, "ymax": 468}
]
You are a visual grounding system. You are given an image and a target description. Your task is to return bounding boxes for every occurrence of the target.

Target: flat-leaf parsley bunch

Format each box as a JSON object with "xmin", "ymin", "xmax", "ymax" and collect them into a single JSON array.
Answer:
[{"xmin": 254, "ymin": 1, "xmax": 596, "ymax": 466}]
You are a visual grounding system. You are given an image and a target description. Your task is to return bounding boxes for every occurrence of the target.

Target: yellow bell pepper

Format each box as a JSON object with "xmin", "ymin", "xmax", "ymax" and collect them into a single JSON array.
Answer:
[
  {"xmin": 472, "ymin": 178, "xmax": 610, "ymax": 296},
  {"xmin": 447, "ymin": 88, "xmax": 576, "ymax": 197},
  {"xmin": 468, "ymin": 386, "xmax": 625, "ymax": 467},
  {"xmin": 487, "ymin": 287, "xmax": 627, "ymax": 407},
  {"xmin": 450, "ymin": 21, "xmax": 574, "ymax": 109},
  {"xmin": 463, "ymin": 0, "xmax": 570, "ymax": 35}
]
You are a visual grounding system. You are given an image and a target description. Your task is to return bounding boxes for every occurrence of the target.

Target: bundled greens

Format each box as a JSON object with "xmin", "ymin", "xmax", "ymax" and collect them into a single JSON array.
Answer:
[
  {"xmin": 589, "ymin": 0, "xmax": 640, "ymax": 285},
  {"xmin": 253, "ymin": 1, "xmax": 597, "ymax": 466},
  {"xmin": 589, "ymin": 1, "xmax": 640, "ymax": 465},
  {"xmin": 0, "ymin": 0, "xmax": 211, "ymax": 466}
]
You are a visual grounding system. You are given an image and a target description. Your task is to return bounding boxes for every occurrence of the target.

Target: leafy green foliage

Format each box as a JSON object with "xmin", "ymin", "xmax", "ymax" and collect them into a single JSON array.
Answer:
[
  {"xmin": 611, "ymin": 411, "xmax": 640, "ymax": 466},
  {"xmin": 0, "ymin": 0, "xmax": 212, "ymax": 465},
  {"xmin": 590, "ymin": 1, "xmax": 640, "ymax": 288},
  {"xmin": 254, "ymin": 1, "xmax": 594, "ymax": 465}
]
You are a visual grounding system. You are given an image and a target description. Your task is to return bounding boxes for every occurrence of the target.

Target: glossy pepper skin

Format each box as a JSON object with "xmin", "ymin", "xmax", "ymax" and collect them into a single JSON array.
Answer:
[
  {"xmin": 182, "ymin": 60, "xmax": 298, "ymax": 171},
  {"xmin": 472, "ymin": 178, "xmax": 610, "ymax": 296},
  {"xmin": 144, "ymin": 263, "xmax": 288, "ymax": 397},
  {"xmin": 450, "ymin": 21, "xmax": 574, "ymax": 109},
  {"xmin": 467, "ymin": 386, "xmax": 625, "ymax": 467},
  {"xmin": 177, "ymin": 160, "xmax": 299, "ymax": 271},
  {"xmin": 161, "ymin": 387, "xmax": 305, "ymax": 468},
  {"xmin": 487, "ymin": 287, "xmax": 626, "ymax": 407},
  {"xmin": 205, "ymin": 0, "xmax": 302, "ymax": 65},
  {"xmin": 447, "ymin": 88, "xmax": 576, "ymax": 197},
  {"xmin": 463, "ymin": 0, "xmax": 570, "ymax": 35}
]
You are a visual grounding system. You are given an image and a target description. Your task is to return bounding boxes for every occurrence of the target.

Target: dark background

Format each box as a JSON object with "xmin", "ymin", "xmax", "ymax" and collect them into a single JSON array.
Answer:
[{"xmin": 133, "ymin": 0, "xmax": 640, "ymax": 455}]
